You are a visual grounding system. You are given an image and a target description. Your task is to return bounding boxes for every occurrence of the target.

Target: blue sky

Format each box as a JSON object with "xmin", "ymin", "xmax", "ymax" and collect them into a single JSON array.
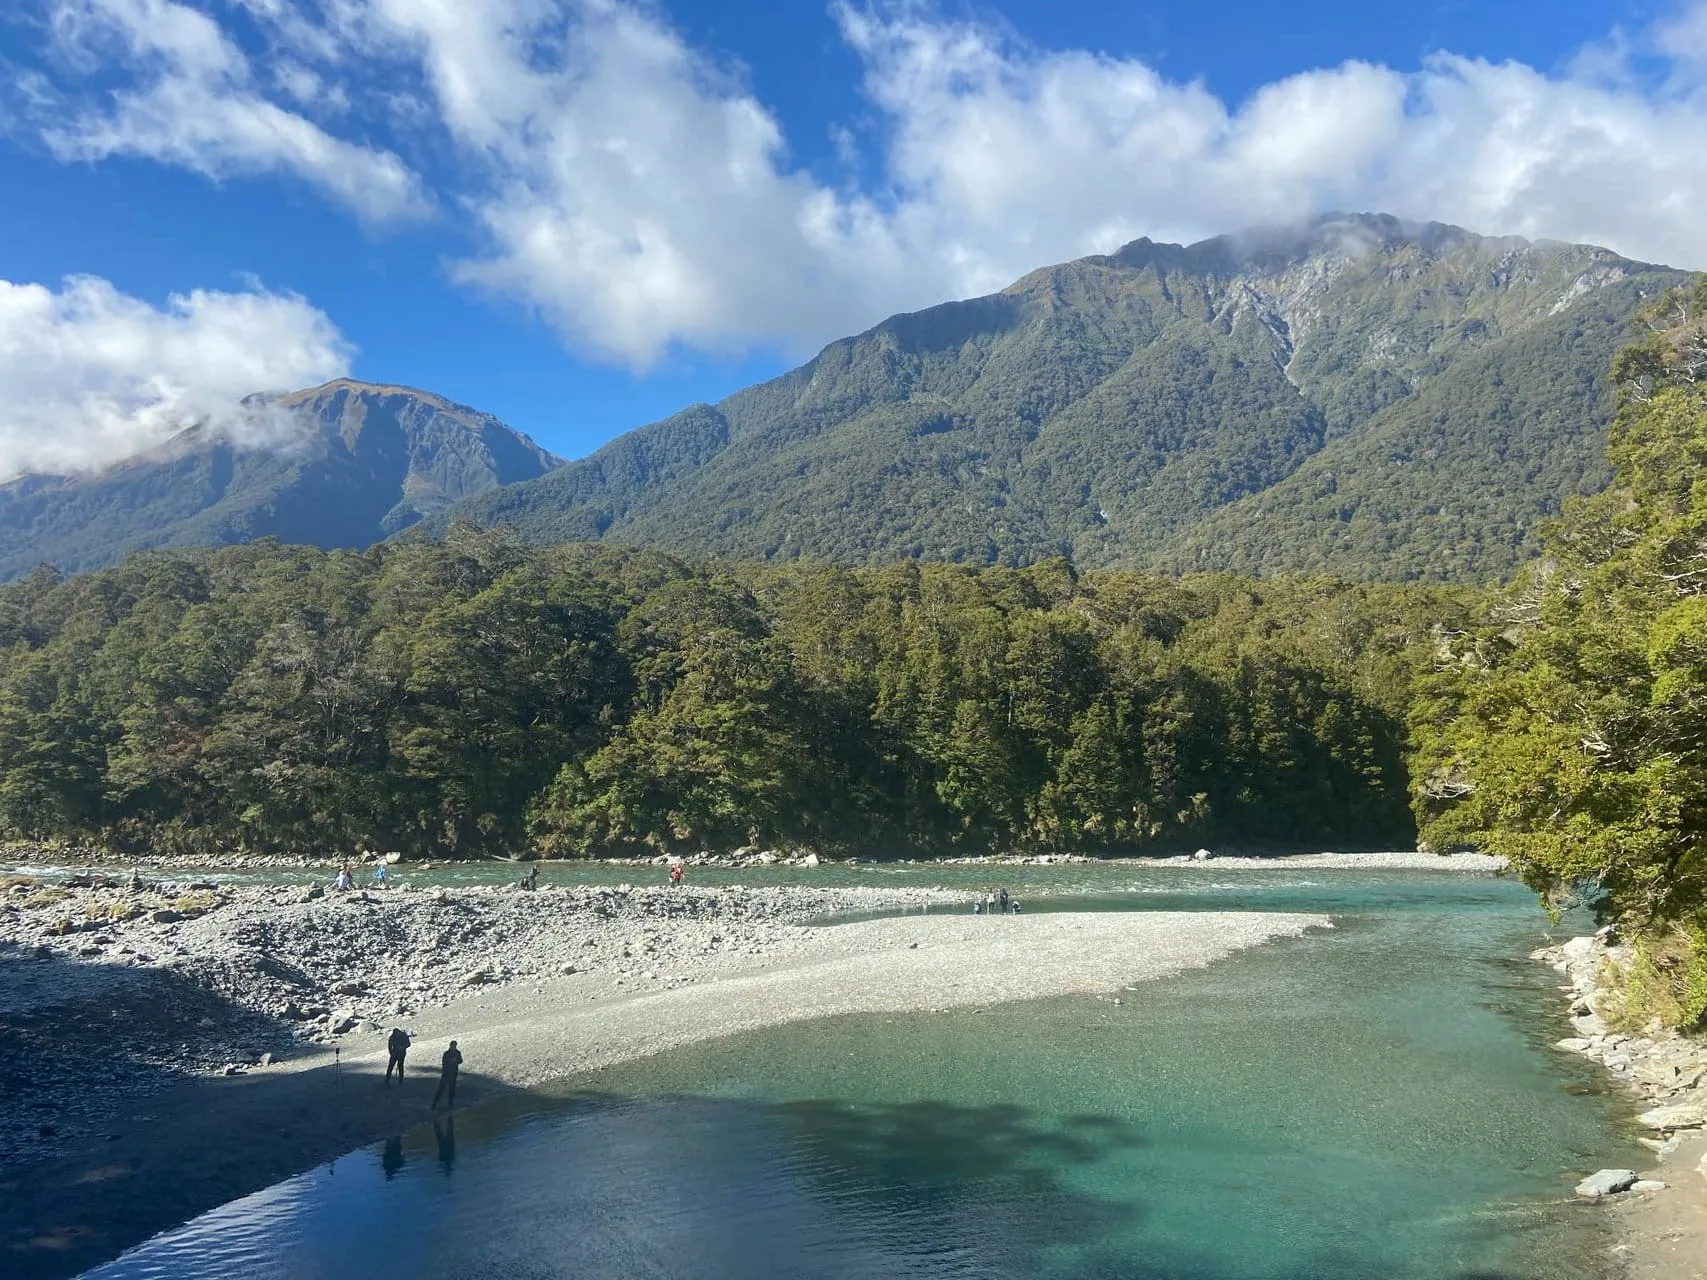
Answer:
[{"xmin": 0, "ymin": 0, "xmax": 1702, "ymax": 475}]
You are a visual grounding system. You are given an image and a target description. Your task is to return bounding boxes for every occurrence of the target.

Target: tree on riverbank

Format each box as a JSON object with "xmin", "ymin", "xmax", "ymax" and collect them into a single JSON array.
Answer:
[
  {"xmin": 0, "ymin": 538, "xmax": 1464, "ymax": 862},
  {"xmin": 1417, "ymin": 278, "xmax": 1707, "ymax": 1026}
]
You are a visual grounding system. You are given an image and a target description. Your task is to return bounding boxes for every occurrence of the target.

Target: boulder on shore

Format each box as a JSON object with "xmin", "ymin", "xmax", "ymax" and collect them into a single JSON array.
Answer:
[
  {"xmin": 1575, "ymin": 1169, "xmax": 1637, "ymax": 1199},
  {"xmin": 1571, "ymin": 1012, "xmax": 1611, "ymax": 1038},
  {"xmin": 1637, "ymin": 1104, "xmax": 1706, "ymax": 1132}
]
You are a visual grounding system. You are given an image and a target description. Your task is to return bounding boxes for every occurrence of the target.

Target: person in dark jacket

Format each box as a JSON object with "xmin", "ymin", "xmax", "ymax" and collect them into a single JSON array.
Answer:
[
  {"xmin": 431, "ymin": 1040, "xmax": 463, "ymax": 1110},
  {"xmin": 385, "ymin": 1028, "xmax": 411, "ymax": 1083}
]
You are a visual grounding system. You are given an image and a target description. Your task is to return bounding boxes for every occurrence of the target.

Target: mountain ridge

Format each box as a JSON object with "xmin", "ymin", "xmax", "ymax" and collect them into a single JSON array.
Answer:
[
  {"xmin": 1, "ymin": 213, "xmax": 1688, "ymax": 584},
  {"xmin": 440, "ymin": 212, "xmax": 1681, "ymax": 580},
  {"xmin": 0, "ymin": 379, "xmax": 561, "ymax": 581}
]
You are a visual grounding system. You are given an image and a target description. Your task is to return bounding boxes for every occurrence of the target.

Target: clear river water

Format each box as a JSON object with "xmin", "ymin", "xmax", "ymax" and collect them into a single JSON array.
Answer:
[{"xmin": 75, "ymin": 865, "xmax": 1644, "ymax": 1280}]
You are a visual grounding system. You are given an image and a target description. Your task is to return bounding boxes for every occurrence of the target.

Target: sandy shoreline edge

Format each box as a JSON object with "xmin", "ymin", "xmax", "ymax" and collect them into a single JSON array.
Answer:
[{"xmin": 2, "ymin": 904, "xmax": 1326, "ymax": 1279}]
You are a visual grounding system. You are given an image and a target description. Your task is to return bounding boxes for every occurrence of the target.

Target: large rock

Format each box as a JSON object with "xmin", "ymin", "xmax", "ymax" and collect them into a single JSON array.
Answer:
[
  {"xmin": 1575, "ymin": 1169, "xmax": 1637, "ymax": 1199},
  {"xmin": 461, "ymin": 968, "xmax": 493, "ymax": 987},
  {"xmin": 801, "ymin": 853, "xmax": 820, "ymax": 868},
  {"xmin": 1636, "ymin": 1104, "xmax": 1707, "ymax": 1131},
  {"xmin": 1571, "ymin": 1012, "xmax": 1611, "ymax": 1038}
]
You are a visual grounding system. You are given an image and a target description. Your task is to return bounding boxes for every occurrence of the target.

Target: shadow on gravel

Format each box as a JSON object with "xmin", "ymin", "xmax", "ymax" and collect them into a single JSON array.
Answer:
[{"xmin": 0, "ymin": 940, "xmax": 516, "ymax": 1280}]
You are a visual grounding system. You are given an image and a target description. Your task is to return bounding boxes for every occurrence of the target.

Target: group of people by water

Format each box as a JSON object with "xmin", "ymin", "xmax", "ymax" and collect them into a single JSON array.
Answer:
[
  {"xmin": 972, "ymin": 887, "xmax": 1022, "ymax": 915},
  {"xmin": 332, "ymin": 862, "xmax": 389, "ymax": 892},
  {"xmin": 382, "ymin": 1027, "xmax": 464, "ymax": 1110}
]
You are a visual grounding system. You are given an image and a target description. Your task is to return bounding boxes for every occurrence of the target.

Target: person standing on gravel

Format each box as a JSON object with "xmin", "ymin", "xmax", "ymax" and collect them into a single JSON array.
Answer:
[
  {"xmin": 431, "ymin": 1040, "xmax": 463, "ymax": 1110},
  {"xmin": 999, "ymin": 888, "xmax": 1009, "ymax": 914},
  {"xmin": 669, "ymin": 862, "xmax": 683, "ymax": 887},
  {"xmin": 385, "ymin": 1027, "xmax": 411, "ymax": 1083}
]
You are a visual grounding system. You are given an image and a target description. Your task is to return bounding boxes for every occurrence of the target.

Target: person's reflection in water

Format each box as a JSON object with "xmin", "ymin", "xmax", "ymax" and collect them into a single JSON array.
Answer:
[
  {"xmin": 433, "ymin": 1115, "xmax": 456, "ymax": 1174},
  {"xmin": 382, "ymin": 1135, "xmax": 404, "ymax": 1180}
]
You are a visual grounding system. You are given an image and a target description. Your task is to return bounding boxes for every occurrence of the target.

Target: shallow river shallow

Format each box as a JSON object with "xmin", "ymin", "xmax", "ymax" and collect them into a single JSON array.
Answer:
[{"xmin": 83, "ymin": 870, "xmax": 1644, "ymax": 1279}]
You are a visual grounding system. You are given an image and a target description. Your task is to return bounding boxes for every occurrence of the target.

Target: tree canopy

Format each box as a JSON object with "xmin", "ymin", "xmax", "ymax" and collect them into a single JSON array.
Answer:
[
  {"xmin": 0, "ymin": 534, "xmax": 1469, "ymax": 862},
  {"xmin": 1417, "ymin": 278, "xmax": 1707, "ymax": 1024}
]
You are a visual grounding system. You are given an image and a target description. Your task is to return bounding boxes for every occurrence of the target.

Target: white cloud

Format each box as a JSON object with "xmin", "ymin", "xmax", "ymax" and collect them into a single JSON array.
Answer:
[
  {"xmin": 368, "ymin": 0, "xmax": 1707, "ymax": 363},
  {"xmin": 1657, "ymin": 0, "xmax": 1707, "ymax": 67},
  {"xmin": 842, "ymin": 6, "xmax": 1707, "ymax": 285},
  {"xmin": 287, "ymin": 0, "xmax": 914, "ymax": 364},
  {"xmin": 15, "ymin": 0, "xmax": 1707, "ymax": 366},
  {"xmin": 39, "ymin": 0, "xmax": 428, "ymax": 222},
  {"xmin": 0, "ymin": 275, "xmax": 352, "ymax": 479}
]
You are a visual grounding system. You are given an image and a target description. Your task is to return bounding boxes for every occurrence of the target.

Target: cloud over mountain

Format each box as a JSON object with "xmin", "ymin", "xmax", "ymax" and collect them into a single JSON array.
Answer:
[
  {"xmin": 12, "ymin": 0, "xmax": 1707, "ymax": 369},
  {"xmin": 0, "ymin": 274, "xmax": 352, "ymax": 478}
]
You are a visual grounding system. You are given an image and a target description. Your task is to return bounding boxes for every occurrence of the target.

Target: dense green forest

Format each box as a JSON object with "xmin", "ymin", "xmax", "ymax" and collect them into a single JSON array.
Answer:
[
  {"xmin": 1417, "ymin": 278, "xmax": 1707, "ymax": 1024},
  {"xmin": 0, "ymin": 537, "xmax": 1471, "ymax": 861}
]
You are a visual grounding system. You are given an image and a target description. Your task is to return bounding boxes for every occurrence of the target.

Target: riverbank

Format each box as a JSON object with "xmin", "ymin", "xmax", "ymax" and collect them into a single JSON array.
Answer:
[
  {"xmin": 0, "ymin": 873, "xmax": 1326, "ymax": 1279},
  {"xmin": 0, "ymin": 877, "xmax": 957, "ymax": 1167},
  {"xmin": 1533, "ymin": 935, "xmax": 1707, "ymax": 1279},
  {"xmin": 3, "ymin": 840, "xmax": 1509, "ymax": 878}
]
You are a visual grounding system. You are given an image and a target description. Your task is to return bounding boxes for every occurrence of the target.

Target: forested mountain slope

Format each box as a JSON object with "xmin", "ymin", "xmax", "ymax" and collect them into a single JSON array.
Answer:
[
  {"xmin": 0, "ymin": 380, "xmax": 560, "ymax": 581},
  {"xmin": 445, "ymin": 214, "xmax": 1683, "ymax": 582}
]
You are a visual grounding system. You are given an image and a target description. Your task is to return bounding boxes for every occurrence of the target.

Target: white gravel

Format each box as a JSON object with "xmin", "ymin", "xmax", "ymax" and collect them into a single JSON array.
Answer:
[{"xmin": 317, "ymin": 909, "xmax": 1333, "ymax": 1090}]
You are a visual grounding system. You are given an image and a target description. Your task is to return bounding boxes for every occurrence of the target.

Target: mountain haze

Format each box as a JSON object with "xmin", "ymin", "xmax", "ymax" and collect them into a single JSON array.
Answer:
[
  {"xmin": 443, "ymin": 214, "xmax": 1684, "ymax": 582},
  {"xmin": 0, "ymin": 380, "xmax": 560, "ymax": 581}
]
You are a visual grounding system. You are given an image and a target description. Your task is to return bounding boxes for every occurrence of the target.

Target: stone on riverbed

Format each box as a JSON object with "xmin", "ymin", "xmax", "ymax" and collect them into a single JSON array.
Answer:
[
  {"xmin": 461, "ymin": 968, "xmax": 493, "ymax": 986},
  {"xmin": 1575, "ymin": 1169, "xmax": 1637, "ymax": 1198},
  {"xmin": 1555, "ymin": 1037, "xmax": 1593, "ymax": 1053},
  {"xmin": 1631, "ymin": 1180, "xmax": 1668, "ymax": 1192},
  {"xmin": 1637, "ymin": 1104, "xmax": 1706, "ymax": 1131}
]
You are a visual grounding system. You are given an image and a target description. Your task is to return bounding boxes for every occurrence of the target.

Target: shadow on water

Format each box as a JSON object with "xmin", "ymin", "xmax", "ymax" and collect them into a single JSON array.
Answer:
[
  {"xmin": 88, "ymin": 1089, "xmax": 1160, "ymax": 1279},
  {"xmin": 0, "ymin": 939, "xmax": 518, "ymax": 1280},
  {"xmin": 100, "ymin": 1086, "xmax": 1572, "ymax": 1280}
]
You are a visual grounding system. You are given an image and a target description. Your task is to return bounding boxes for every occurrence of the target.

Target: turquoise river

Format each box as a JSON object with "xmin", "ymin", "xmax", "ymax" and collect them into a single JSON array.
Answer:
[{"xmin": 73, "ymin": 865, "xmax": 1646, "ymax": 1279}]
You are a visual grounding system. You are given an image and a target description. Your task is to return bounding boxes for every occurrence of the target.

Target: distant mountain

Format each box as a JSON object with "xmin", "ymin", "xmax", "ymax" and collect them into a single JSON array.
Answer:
[
  {"xmin": 0, "ymin": 380, "xmax": 560, "ymax": 581},
  {"xmin": 440, "ymin": 214, "xmax": 1686, "ymax": 582}
]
